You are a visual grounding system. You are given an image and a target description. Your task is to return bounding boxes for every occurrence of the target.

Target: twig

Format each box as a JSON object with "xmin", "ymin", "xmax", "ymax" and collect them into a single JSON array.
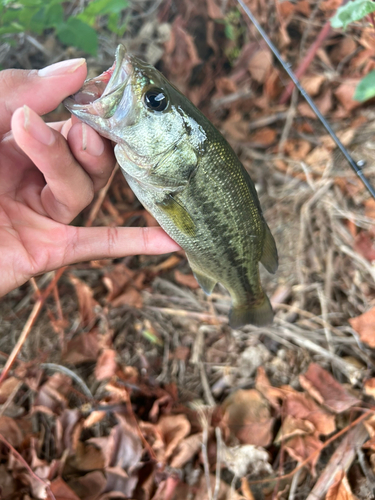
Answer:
[
  {"xmin": 0, "ymin": 432, "xmax": 56, "ymax": 500},
  {"xmin": 356, "ymin": 445, "xmax": 375, "ymax": 496},
  {"xmin": 306, "ymin": 423, "xmax": 368, "ymax": 499},
  {"xmin": 248, "ymin": 111, "xmax": 289, "ymax": 130},
  {"xmin": 86, "ymin": 163, "xmax": 119, "ymax": 227},
  {"xmin": 199, "ymin": 362, "xmax": 216, "ymax": 407},
  {"xmin": 199, "ymin": 408, "xmax": 213, "ymax": 500},
  {"xmin": 146, "ymin": 306, "xmax": 227, "ymax": 324},
  {"xmin": 213, "ymin": 427, "xmax": 223, "ymax": 500},
  {"xmin": 288, "ymin": 466, "xmax": 302, "ymax": 500}
]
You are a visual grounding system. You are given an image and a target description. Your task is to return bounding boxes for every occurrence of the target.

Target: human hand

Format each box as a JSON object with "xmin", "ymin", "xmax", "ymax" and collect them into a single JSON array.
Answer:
[{"xmin": 0, "ymin": 59, "xmax": 180, "ymax": 297}]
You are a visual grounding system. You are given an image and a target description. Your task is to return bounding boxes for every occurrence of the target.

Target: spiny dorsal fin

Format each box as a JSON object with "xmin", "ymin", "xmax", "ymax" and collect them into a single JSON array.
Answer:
[
  {"xmin": 260, "ymin": 223, "xmax": 278, "ymax": 274},
  {"xmin": 157, "ymin": 194, "xmax": 196, "ymax": 237}
]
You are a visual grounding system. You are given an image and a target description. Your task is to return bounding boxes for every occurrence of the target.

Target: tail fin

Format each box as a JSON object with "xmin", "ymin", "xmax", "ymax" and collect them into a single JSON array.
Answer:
[{"xmin": 229, "ymin": 293, "xmax": 274, "ymax": 329}]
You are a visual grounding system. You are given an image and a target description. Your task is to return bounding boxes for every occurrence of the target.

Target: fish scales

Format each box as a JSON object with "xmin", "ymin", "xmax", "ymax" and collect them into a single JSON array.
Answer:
[{"xmin": 64, "ymin": 44, "xmax": 278, "ymax": 328}]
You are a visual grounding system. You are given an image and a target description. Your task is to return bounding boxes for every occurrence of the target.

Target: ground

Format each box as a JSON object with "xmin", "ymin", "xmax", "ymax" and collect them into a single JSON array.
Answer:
[{"xmin": 1, "ymin": 0, "xmax": 375, "ymax": 499}]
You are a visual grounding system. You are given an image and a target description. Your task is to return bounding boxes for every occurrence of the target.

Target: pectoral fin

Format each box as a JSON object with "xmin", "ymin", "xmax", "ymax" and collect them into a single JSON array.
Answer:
[
  {"xmin": 260, "ymin": 223, "xmax": 278, "ymax": 274},
  {"xmin": 157, "ymin": 194, "xmax": 196, "ymax": 237}
]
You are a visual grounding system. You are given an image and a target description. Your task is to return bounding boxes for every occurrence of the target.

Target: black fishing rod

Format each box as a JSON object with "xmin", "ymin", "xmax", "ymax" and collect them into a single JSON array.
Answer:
[{"xmin": 237, "ymin": 0, "xmax": 375, "ymax": 200}]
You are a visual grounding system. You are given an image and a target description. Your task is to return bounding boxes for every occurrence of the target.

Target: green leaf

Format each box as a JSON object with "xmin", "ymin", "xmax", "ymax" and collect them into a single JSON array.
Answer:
[
  {"xmin": 78, "ymin": 0, "xmax": 128, "ymax": 25},
  {"xmin": 354, "ymin": 71, "xmax": 375, "ymax": 102},
  {"xmin": 107, "ymin": 11, "xmax": 127, "ymax": 35},
  {"xmin": 56, "ymin": 17, "xmax": 98, "ymax": 55},
  {"xmin": 330, "ymin": 0, "xmax": 375, "ymax": 29}
]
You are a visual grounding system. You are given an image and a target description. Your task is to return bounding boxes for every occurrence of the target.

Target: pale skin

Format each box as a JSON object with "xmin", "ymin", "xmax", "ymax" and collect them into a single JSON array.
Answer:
[{"xmin": 0, "ymin": 57, "xmax": 180, "ymax": 297}]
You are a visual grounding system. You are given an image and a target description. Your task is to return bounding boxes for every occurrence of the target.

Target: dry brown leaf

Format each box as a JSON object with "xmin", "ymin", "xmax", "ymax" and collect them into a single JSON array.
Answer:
[
  {"xmin": 264, "ymin": 67, "xmax": 282, "ymax": 100},
  {"xmin": 284, "ymin": 434, "xmax": 323, "ymax": 476},
  {"xmin": 349, "ymin": 307, "xmax": 375, "ymax": 348},
  {"xmin": 206, "ymin": 0, "xmax": 224, "ymax": 19},
  {"xmin": 69, "ymin": 275, "xmax": 99, "ymax": 328},
  {"xmin": 255, "ymin": 366, "xmax": 284, "ymax": 410},
  {"xmin": 150, "ymin": 254, "xmax": 181, "ymax": 273},
  {"xmin": 84, "ymin": 410, "xmax": 106, "ymax": 428},
  {"xmin": 354, "ymin": 232, "xmax": 375, "ymax": 262},
  {"xmin": 170, "ymin": 432, "xmax": 202, "ymax": 468},
  {"xmin": 305, "ymin": 146, "xmax": 332, "ymax": 166},
  {"xmin": 334, "ymin": 80, "xmax": 362, "ymax": 111},
  {"xmin": 72, "ymin": 441, "xmax": 106, "ymax": 471},
  {"xmin": 95, "ymin": 349, "xmax": 117, "ymax": 381},
  {"xmin": 221, "ymin": 389, "xmax": 274, "ymax": 447},
  {"xmin": 320, "ymin": 128, "xmax": 356, "ymax": 150},
  {"xmin": 215, "ymin": 77, "xmax": 238, "ymax": 95},
  {"xmin": 174, "ymin": 270, "xmax": 199, "ymax": 289},
  {"xmin": 34, "ymin": 373, "xmax": 71, "ymax": 412},
  {"xmin": 50, "ymin": 477, "xmax": 81, "ymax": 500},
  {"xmin": 248, "ymin": 49, "xmax": 272, "ymax": 83},
  {"xmin": 67, "ymin": 470, "xmax": 106, "ymax": 499},
  {"xmin": 365, "ymin": 199, "xmax": 375, "ymax": 220},
  {"xmin": 275, "ymin": 414, "xmax": 315, "ymax": 442},
  {"xmin": 0, "ymin": 376, "xmax": 21, "ymax": 404},
  {"xmin": 0, "ymin": 416, "xmax": 23, "ymax": 447},
  {"xmin": 111, "ymin": 286, "xmax": 143, "ymax": 308},
  {"xmin": 325, "ymin": 470, "xmax": 358, "ymax": 500},
  {"xmin": 364, "ymin": 378, "xmax": 375, "ymax": 399},
  {"xmin": 249, "ymin": 127, "xmax": 277, "ymax": 147},
  {"xmin": 156, "ymin": 414, "xmax": 191, "ymax": 460},
  {"xmin": 284, "ymin": 392, "xmax": 336, "ymax": 435},
  {"xmin": 299, "ymin": 363, "xmax": 360, "ymax": 413},
  {"xmin": 63, "ymin": 331, "xmax": 100, "ymax": 365},
  {"xmin": 283, "ymin": 139, "xmax": 311, "ymax": 160},
  {"xmin": 103, "ymin": 263, "xmax": 134, "ymax": 301},
  {"xmin": 279, "ymin": 1, "xmax": 295, "ymax": 18},
  {"xmin": 300, "ymin": 74, "xmax": 326, "ymax": 96}
]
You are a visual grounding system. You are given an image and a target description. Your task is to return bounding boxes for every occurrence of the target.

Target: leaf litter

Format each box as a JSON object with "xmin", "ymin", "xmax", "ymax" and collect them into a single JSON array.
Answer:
[{"xmin": 2, "ymin": 0, "xmax": 375, "ymax": 498}]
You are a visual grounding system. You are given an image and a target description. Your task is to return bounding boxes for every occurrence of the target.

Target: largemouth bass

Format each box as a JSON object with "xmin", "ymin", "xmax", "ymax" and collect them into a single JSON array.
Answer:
[{"xmin": 64, "ymin": 44, "xmax": 278, "ymax": 328}]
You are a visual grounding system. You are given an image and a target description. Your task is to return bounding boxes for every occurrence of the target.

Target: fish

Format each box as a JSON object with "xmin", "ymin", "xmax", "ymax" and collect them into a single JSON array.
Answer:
[{"xmin": 64, "ymin": 44, "xmax": 278, "ymax": 328}]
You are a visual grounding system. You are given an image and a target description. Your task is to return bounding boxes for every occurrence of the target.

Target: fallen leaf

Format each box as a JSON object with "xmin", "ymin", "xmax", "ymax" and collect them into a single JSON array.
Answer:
[
  {"xmin": 365, "ymin": 199, "xmax": 375, "ymax": 220},
  {"xmin": 95, "ymin": 349, "xmax": 117, "ymax": 381},
  {"xmin": 283, "ymin": 392, "xmax": 336, "ymax": 435},
  {"xmin": 325, "ymin": 470, "xmax": 358, "ymax": 500},
  {"xmin": 206, "ymin": 0, "xmax": 224, "ymax": 19},
  {"xmin": 0, "ymin": 376, "xmax": 21, "ymax": 404},
  {"xmin": 334, "ymin": 79, "xmax": 362, "ymax": 111},
  {"xmin": 299, "ymin": 363, "xmax": 360, "ymax": 413},
  {"xmin": 255, "ymin": 366, "xmax": 284, "ymax": 411},
  {"xmin": 0, "ymin": 416, "xmax": 23, "ymax": 447},
  {"xmin": 63, "ymin": 331, "xmax": 100, "ymax": 365},
  {"xmin": 283, "ymin": 139, "xmax": 311, "ymax": 160},
  {"xmin": 69, "ymin": 275, "xmax": 99, "ymax": 328},
  {"xmin": 174, "ymin": 270, "xmax": 199, "ymax": 289},
  {"xmin": 284, "ymin": 434, "xmax": 323, "ymax": 476},
  {"xmin": 221, "ymin": 389, "xmax": 274, "ymax": 447},
  {"xmin": 103, "ymin": 264, "xmax": 134, "ymax": 301},
  {"xmin": 364, "ymin": 378, "xmax": 375, "ymax": 399},
  {"xmin": 354, "ymin": 232, "xmax": 375, "ymax": 262},
  {"xmin": 275, "ymin": 415, "xmax": 315, "ymax": 442},
  {"xmin": 50, "ymin": 477, "xmax": 81, "ymax": 500},
  {"xmin": 34, "ymin": 373, "xmax": 71, "ymax": 413},
  {"xmin": 248, "ymin": 48, "xmax": 272, "ymax": 83},
  {"xmin": 156, "ymin": 414, "xmax": 191, "ymax": 460},
  {"xmin": 67, "ymin": 471, "xmax": 106, "ymax": 500},
  {"xmin": 349, "ymin": 307, "xmax": 375, "ymax": 348},
  {"xmin": 249, "ymin": 127, "xmax": 277, "ymax": 147},
  {"xmin": 170, "ymin": 432, "xmax": 203, "ymax": 468},
  {"xmin": 300, "ymin": 74, "xmax": 326, "ymax": 96}
]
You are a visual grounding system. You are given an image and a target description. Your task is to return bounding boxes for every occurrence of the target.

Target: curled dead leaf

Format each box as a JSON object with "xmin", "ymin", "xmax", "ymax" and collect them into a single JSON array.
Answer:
[
  {"xmin": 325, "ymin": 470, "xmax": 358, "ymax": 500},
  {"xmin": 299, "ymin": 363, "xmax": 360, "ymax": 413},
  {"xmin": 349, "ymin": 307, "xmax": 375, "ymax": 348},
  {"xmin": 221, "ymin": 389, "xmax": 274, "ymax": 447}
]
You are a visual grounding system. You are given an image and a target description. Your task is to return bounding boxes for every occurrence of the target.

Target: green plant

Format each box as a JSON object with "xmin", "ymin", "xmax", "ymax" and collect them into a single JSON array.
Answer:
[
  {"xmin": 0, "ymin": 0, "xmax": 129, "ymax": 56},
  {"xmin": 330, "ymin": 0, "xmax": 375, "ymax": 102}
]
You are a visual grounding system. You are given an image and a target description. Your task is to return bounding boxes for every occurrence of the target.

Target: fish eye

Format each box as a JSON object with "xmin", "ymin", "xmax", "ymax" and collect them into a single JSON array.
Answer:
[{"xmin": 144, "ymin": 88, "xmax": 168, "ymax": 111}]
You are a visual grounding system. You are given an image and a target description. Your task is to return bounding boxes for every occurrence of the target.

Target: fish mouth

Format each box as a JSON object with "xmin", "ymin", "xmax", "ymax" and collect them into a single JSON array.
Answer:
[{"xmin": 64, "ymin": 44, "xmax": 132, "ymax": 121}]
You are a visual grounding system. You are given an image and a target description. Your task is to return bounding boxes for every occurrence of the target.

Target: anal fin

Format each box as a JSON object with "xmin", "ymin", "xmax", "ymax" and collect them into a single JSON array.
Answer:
[
  {"xmin": 260, "ymin": 223, "xmax": 278, "ymax": 274},
  {"xmin": 192, "ymin": 269, "xmax": 217, "ymax": 295}
]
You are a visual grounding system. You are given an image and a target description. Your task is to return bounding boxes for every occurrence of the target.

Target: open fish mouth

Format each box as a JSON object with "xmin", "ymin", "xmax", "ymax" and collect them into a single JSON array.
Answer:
[{"xmin": 64, "ymin": 44, "xmax": 132, "ymax": 121}]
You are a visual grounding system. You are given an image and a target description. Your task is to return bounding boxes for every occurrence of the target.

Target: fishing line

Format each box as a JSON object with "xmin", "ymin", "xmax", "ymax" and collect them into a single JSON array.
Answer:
[{"xmin": 236, "ymin": 0, "xmax": 375, "ymax": 200}]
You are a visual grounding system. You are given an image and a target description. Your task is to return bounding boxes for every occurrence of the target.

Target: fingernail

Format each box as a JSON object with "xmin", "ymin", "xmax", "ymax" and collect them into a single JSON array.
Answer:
[
  {"xmin": 82, "ymin": 123, "xmax": 104, "ymax": 156},
  {"xmin": 38, "ymin": 58, "xmax": 86, "ymax": 77},
  {"xmin": 23, "ymin": 105, "xmax": 54, "ymax": 146}
]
